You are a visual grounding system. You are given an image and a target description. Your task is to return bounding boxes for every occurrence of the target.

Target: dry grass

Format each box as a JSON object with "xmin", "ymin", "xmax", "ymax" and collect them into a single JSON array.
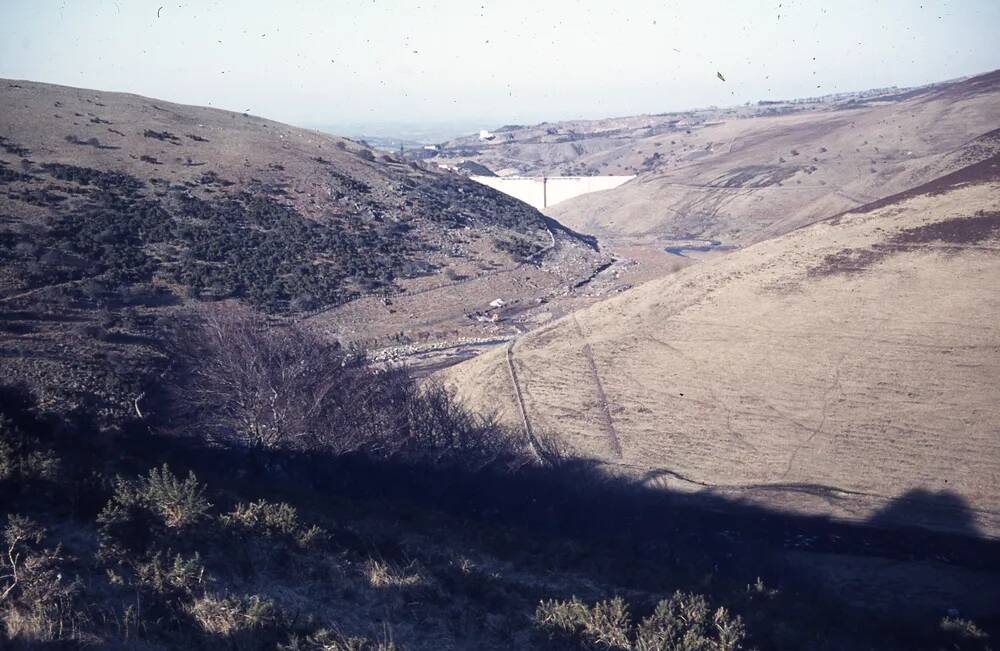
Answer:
[
  {"xmin": 444, "ymin": 180, "xmax": 1000, "ymax": 538},
  {"xmin": 187, "ymin": 593, "xmax": 276, "ymax": 636},
  {"xmin": 362, "ymin": 559, "xmax": 425, "ymax": 590}
]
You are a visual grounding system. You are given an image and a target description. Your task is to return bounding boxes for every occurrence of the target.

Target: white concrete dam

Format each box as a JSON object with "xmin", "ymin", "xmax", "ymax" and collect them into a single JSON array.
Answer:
[{"xmin": 470, "ymin": 175, "xmax": 635, "ymax": 210}]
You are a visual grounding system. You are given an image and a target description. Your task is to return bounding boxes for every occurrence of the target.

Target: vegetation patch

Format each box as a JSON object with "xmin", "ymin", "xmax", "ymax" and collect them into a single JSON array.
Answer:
[
  {"xmin": 810, "ymin": 210, "xmax": 1000, "ymax": 277},
  {"xmin": 0, "ymin": 163, "xmax": 431, "ymax": 312},
  {"xmin": 534, "ymin": 592, "xmax": 746, "ymax": 650},
  {"xmin": 144, "ymin": 129, "xmax": 183, "ymax": 145},
  {"xmin": 64, "ymin": 134, "xmax": 119, "ymax": 150},
  {"xmin": 493, "ymin": 233, "xmax": 546, "ymax": 261},
  {"xmin": 0, "ymin": 136, "xmax": 31, "ymax": 157}
]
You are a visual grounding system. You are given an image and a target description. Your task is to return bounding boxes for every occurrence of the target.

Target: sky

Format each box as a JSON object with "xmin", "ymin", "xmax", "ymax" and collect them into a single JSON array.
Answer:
[{"xmin": 2, "ymin": 0, "xmax": 999, "ymax": 136}]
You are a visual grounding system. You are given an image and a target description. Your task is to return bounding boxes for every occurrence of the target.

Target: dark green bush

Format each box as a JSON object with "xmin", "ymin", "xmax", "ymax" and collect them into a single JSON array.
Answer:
[{"xmin": 98, "ymin": 464, "xmax": 211, "ymax": 557}]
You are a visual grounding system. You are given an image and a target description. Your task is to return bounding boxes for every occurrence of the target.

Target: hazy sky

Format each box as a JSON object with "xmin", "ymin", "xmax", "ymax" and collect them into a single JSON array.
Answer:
[{"xmin": 2, "ymin": 0, "xmax": 998, "ymax": 133}]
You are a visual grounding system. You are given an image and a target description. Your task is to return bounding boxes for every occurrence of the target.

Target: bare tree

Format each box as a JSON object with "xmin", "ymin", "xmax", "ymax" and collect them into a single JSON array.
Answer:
[
  {"xmin": 164, "ymin": 303, "xmax": 533, "ymax": 466},
  {"xmin": 166, "ymin": 304, "xmax": 376, "ymax": 451}
]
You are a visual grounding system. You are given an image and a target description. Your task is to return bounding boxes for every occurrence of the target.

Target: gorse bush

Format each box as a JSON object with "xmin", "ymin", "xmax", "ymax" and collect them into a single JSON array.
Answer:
[
  {"xmin": 143, "ymin": 465, "xmax": 213, "ymax": 528},
  {"xmin": 938, "ymin": 615, "xmax": 991, "ymax": 650},
  {"xmin": 493, "ymin": 232, "xmax": 546, "ymax": 261},
  {"xmin": 134, "ymin": 550, "xmax": 207, "ymax": 596},
  {"xmin": 363, "ymin": 558, "xmax": 425, "ymax": 589},
  {"xmin": 633, "ymin": 593, "xmax": 746, "ymax": 651},
  {"xmin": 221, "ymin": 500, "xmax": 324, "ymax": 548},
  {"xmin": 535, "ymin": 592, "xmax": 746, "ymax": 651},
  {"xmin": 98, "ymin": 464, "xmax": 211, "ymax": 558},
  {"xmin": 536, "ymin": 597, "xmax": 630, "ymax": 649},
  {"xmin": 2, "ymin": 383, "xmax": 992, "ymax": 649},
  {"xmin": 584, "ymin": 597, "xmax": 631, "ymax": 649},
  {"xmin": 105, "ymin": 464, "xmax": 211, "ymax": 529},
  {"xmin": 3, "ymin": 157, "xmax": 549, "ymax": 315}
]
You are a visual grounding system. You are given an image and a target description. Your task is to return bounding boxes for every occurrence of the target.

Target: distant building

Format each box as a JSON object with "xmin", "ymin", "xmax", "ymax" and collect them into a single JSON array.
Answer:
[{"xmin": 479, "ymin": 130, "xmax": 495, "ymax": 141}]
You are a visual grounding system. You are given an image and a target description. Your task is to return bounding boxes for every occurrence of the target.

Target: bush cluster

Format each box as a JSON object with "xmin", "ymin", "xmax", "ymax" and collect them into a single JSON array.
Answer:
[
  {"xmin": 493, "ymin": 232, "xmax": 546, "ymax": 261},
  {"xmin": 0, "ymin": 162, "xmax": 426, "ymax": 313},
  {"xmin": 534, "ymin": 592, "xmax": 747, "ymax": 651},
  {"xmin": 221, "ymin": 500, "xmax": 323, "ymax": 548}
]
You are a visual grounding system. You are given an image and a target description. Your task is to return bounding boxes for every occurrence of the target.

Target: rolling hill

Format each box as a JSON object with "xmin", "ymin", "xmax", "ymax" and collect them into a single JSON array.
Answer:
[
  {"xmin": 434, "ymin": 71, "xmax": 1000, "ymax": 253},
  {"xmin": 440, "ymin": 147, "xmax": 1000, "ymax": 538},
  {"xmin": 0, "ymin": 79, "xmax": 600, "ymax": 422}
]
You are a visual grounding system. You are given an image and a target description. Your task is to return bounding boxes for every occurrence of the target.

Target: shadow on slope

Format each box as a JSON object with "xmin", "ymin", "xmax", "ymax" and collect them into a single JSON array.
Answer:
[
  {"xmin": 3, "ymin": 383, "xmax": 1000, "ymax": 649},
  {"xmin": 81, "ymin": 390, "xmax": 1000, "ymax": 575},
  {"xmin": 868, "ymin": 488, "xmax": 983, "ymax": 539}
]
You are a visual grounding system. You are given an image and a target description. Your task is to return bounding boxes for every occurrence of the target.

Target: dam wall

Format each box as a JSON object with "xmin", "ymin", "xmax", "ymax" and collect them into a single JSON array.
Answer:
[{"xmin": 470, "ymin": 175, "xmax": 634, "ymax": 210}]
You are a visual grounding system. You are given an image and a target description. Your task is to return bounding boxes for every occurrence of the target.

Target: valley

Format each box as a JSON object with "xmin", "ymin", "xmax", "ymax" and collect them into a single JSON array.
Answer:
[
  {"xmin": 3, "ymin": 2, "xmax": 1000, "ymax": 647},
  {"xmin": 1, "ymin": 69, "xmax": 999, "ymax": 649},
  {"xmin": 427, "ymin": 72, "xmax": 1000, "ymax": 292}
]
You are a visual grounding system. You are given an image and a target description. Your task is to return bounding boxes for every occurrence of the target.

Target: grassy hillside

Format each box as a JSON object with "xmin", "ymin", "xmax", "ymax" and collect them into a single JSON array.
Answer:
[
  {"xmin": 441, "ymin": 151, "xmax": 1000, "ymax": 539},
  {"xmin": 546, "ymin": 70, "xmax": 1000, "ymax": 246},
  {"xmin": 433, "ymin": 70, "xmax": 1000, "ymax": 248}
]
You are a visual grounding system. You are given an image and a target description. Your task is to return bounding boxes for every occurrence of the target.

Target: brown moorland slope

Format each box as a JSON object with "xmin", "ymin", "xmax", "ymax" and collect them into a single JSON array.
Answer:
[
  {"xmin": 441, "ymin": 151, "xmax": 1000, "ymax": 537},
  {"xmin": 545, "ymin": 70, "xmax": 1000, "ymax": 247},
  {"xmin": 434, "ymin": 81, "xmax": 938, "ymax": 177},
  {"xmin": 433, "ymin": 70, "xmax": 1000, "ymax": 253}
]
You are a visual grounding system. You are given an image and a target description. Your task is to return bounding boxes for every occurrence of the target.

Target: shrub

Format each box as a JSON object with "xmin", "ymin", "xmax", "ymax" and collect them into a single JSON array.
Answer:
[
  {"xmin": 98, "ymin": 465, "xmax": 211, "ymax": 556},
  {"xmin": 165, "ymin": 305, "xmax": 366, "ymax": 450},
  {"xmin": 165, "ymin": 306, "xmax": 533, "ymax": 468},
  {"xmin": 536, "ymin": 596, "xmax": 630, "ymax": 649},
  {"xmin": 0, "ymin": 516, "xmax": 80, "ymax": 643},
  {"xmin": 536, "ymin": 596, "xmax": 590, "ymax": 639},
  {"xmin": 585, "ymin": 597, "xmax": 632, "ymax": 649},
  {"xmin": 401, "ymin": 382, "xmax": 526, "ymax": 468},
  {"xmin": 634, "ymin": 592, "xmax": 745, "ymax": 651},
  {"xmin": 638, "ymin": 599, "xmax": 700, "ymax": 650},
  {"xmin": 139, "ymin": 465, "xmax": 212, "ymax": 528},
  {"xmin": 535, "ymin": 592, "xmax": 746, "ymax": 651},
  {"xmin": 221, "ymin": 500, "xmax": 323, "ymax": 548},
  {"xmin": 134, "ymin": 550, "xmax": 206, "ymax": 595},
  {"xmin": 744, "ymin": 576, "xmax": 778, "ymax": 600},
  {"xmin": 143, "ymin": 129, "xmax": 181, "ymax": 144},
  {"xmin": 493, "ymin": 233, "xmax": 545, "ymax": 261}
]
